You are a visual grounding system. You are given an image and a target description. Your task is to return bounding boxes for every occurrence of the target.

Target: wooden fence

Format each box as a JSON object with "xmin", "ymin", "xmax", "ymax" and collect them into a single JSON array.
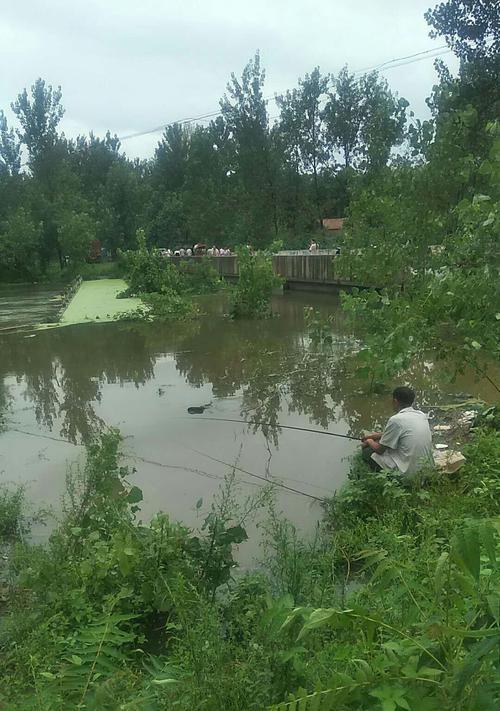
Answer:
[{"xmin": 169, "ymin": 254, "xmax": 365, "ymax": 291}]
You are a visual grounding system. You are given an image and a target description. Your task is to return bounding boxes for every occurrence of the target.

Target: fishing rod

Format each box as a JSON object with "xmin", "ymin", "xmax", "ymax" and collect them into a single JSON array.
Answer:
[{"xmin": 187, "ymin": 416, "xmax": 361, "ymax": 441}]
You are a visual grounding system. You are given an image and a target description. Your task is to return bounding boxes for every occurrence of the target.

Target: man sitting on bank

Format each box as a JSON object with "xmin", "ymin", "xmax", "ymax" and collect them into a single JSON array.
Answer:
[{"xmin": 362, "ymin": 386, "xmax": 433, "ymax": 477}]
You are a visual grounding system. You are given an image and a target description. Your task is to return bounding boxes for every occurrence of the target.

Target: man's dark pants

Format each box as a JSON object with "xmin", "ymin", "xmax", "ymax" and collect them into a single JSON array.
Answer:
[{"xmin": 361, "ymin": 444, "xmax": 382, "ymax": 471}]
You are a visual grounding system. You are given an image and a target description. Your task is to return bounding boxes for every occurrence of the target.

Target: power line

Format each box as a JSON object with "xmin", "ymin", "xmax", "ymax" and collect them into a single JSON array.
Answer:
[
  {"xmin": 353, "ymin": 44, "xmax": 449, "ymax": 74},
  {"xmin": 118, "ymin": 44, "xmax": 452, "ymax": 142}
]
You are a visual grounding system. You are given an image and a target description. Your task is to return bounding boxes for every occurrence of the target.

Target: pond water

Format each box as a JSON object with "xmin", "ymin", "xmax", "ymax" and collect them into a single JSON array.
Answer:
[
  {"xmin": 0, "ymin": 283, "xmax": 63, "ymax": 333},
  {"xmin": 0, "ymin": 288, "xmax": 497, "ymax": 566}
]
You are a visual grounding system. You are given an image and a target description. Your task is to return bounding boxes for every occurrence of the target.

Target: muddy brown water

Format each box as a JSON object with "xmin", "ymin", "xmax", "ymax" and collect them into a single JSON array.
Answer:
[
  {"xmin": 0, "ymin": 283, "xmax": 63, "ymax": 332},
  {"xmin": 0, "ymin": 288, "xmax": 497, "ymax": 567}
]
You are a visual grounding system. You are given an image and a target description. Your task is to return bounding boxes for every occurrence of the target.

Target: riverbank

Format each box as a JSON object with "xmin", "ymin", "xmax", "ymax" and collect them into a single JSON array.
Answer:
[{"xmin": 0, "ymin": 420, "xmax": 498, "ymax": 710}]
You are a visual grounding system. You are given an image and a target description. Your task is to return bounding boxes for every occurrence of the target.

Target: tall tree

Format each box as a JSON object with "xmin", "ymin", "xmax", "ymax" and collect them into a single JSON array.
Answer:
[
  {"xmin": 425, "ymin": 0, "xmax": 499, "ymax": 63},
  {"xmin": 0, "ymin": 111, "xmax": 21, "ymax": 176},
  {"xmin": 358, "ymin": 72, "xmax": 408, "ymax": 171},
  {"xmin": 221, "ymin": 52, "xmax": 278, "ymax": 245},
  {"xmin": 297, "ymin": 68, "xmax": 329, "ymax": 222},
  {"xmin": 11, "ymin": 78, "xmax": 64, "ymax": 172},
  {"xmin": 154, "ymin": 123, "xmax": 190, "ymax": 193},
  {"xmin": 324, "ymin": 66, "xmax": 363, "ymax": 169},
  {"xmin": 69, "ymin": 131, "xmax": 121, "ymax": 199}
]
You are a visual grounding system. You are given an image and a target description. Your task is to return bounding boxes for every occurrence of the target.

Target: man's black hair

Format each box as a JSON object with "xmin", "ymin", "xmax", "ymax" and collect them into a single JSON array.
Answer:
[{"xmin": 392, "ymin": 386, "xmax": 415, "ymax": 407}]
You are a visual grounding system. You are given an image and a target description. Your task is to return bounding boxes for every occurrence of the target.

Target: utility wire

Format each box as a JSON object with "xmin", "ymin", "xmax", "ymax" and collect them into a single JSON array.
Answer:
[{"xmin": 118, "ymin": 44, "xmax": 452, "ymax": 142}]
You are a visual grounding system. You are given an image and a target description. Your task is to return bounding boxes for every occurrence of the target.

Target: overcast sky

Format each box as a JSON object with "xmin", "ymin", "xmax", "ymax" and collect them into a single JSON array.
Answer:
[{"xmin": 0, "ymin": 0, "xmax": 458, "ymax": 160}]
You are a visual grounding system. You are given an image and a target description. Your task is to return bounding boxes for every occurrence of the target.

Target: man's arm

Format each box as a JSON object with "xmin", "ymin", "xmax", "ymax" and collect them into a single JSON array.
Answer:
[
  {"xmin": 361, "ymin": 432, "xmax": 383, "ymax": 443},
  {"xmin": 364, "ymin": 438, "xmax": 387, "ymax": 454}
]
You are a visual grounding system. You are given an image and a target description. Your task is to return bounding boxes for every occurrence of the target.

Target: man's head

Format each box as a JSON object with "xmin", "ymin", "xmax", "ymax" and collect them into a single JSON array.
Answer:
[{"xmin": 392, "ymin": 386, "xmax": 415, "ymax": 411}]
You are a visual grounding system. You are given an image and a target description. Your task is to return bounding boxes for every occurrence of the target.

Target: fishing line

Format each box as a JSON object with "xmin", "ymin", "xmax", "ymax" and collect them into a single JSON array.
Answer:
[
  {"xmin": 7, "ymin": 427, "xmax": 324, "ymax": 501},
  {"xmin": 186, "ymin": 416, "xmax": 360, "ymax": 441},
  {"xmin": 184, "ymin": 444, "xmax": 325, "ymax": 502}
]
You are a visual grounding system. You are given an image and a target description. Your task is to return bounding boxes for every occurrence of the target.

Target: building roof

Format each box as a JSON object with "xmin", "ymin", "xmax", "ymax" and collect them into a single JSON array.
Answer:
[{"xmin": 322, "ymin": 218, "xmax": 345, "ymax": 231}]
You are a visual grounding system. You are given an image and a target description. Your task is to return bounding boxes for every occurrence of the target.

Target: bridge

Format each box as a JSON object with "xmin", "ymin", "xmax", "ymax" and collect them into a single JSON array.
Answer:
[{"xmin": 170, "ymin": 251, "xmax": 370, "ymax": 292}]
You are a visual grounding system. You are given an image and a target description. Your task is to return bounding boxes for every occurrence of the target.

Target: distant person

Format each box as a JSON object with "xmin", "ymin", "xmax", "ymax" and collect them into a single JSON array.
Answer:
[
  {"xmin": 186, "ymin": 247, "xmax": 192, "ymax": 257},
  {"xmin": 361, "ymin": 386, "xmax": 433, "ymax": 478},
  {"xmin": 309, "ymin": 240, "xmax": 318, "ymax": 253}
]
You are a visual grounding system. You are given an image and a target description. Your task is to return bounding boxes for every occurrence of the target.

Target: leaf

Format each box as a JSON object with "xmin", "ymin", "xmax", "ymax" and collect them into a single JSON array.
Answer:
[
  {"xmin": 486, "ymin": 595, "xmax": 499, "ymax": 625},
  {"xmin": 297, "ymin": 608, "xmax": 336, "ymax": 640},
  {"xmin": 152, "ymin": 678, "xmax": 179, "ymax": 685},
  {"xmin": 479, "ymin": 522, "xmax": 497, "ymax": 565},
  {"xmin": 195, "ymin": 497, "xmax": 203, "ymax": 510},
  {"xmin": 126, "ymin": 486, "xmax": 143, "ymax": 504},
  {"xmin": 452, "ymin": 524, "xmax": 480, "ymax": 583},
  {"xmin": 434, "ymin": 551, "xmax": 449, "ymax": 597},
  {"xmin": 470, "ymin": 340, "xmax": 482, "ymax": 350},
  {"xmin": 222, "ymin": 524, "xmax": 248, "ymax": 544}
]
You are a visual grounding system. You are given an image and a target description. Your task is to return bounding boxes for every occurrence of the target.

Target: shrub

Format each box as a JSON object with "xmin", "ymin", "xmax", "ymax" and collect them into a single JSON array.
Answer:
[
  {"xmin": 0, "ymin": 483, "xmax": 25, "ymax": 540},
  {"xmin": 231, "ymin": 246, "xmax": 282, "ymax": 318}
]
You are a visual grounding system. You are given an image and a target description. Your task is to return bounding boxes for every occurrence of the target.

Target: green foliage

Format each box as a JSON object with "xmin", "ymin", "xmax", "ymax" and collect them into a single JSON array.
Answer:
[
  {"xmin": 119, "ymin": 233, "xmax": 225, "ymax": 321},
  {"xmin": 179, "ymin": 256, "xmax": 224, "ymax": 293},
  {"xmin": 1, "ymin": 423, "xmax": 499, "ymax": 710},
  {"xmin": 231, "ymin": 246, "xmax": 282, "ymax": 318},
  {"xmin": 0, "ymin": 207, "xmax": 42, "ymax": 280},
  {"xmin": 0, "ymin": 431, "xmax": 267, "ymax": 709},
  {"xmin": 58, "ymin": 210, "xmax": 96, "ymax": 265},
  {"xmin": 339, "ymin": 119, "xmax": 500, "ymax": 390},
  {"xmin": 11, "ymin": 78, "xmax": 64, "ymax": 168},
  {"xmin": 0, "ymin": 483, "xmax": 25, "ymax": 540}
]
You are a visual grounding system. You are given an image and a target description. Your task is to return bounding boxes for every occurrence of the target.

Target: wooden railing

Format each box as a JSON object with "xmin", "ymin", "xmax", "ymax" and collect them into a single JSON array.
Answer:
[{"xmin": 168, "ymin": 254, "xmax": 367, "ymax": 290}]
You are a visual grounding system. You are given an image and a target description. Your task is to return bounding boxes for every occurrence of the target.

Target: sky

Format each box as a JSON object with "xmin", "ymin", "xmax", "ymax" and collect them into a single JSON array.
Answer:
[{"xmin": 0, "ymin": 0, "xmax": 458, "ymax": 160}]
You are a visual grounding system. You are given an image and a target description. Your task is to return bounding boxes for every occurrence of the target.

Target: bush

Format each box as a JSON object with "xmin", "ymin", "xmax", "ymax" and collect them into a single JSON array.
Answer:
[
  {"xmin": 0, "ymin": 483, "xmax": 25, "ymax": 540},
  {"xmin": 179, "ymin": 256, "xmax": 223, "ymax": 293},
  {"xmin": 231, "ymin": 246, "xmax": 282, "ymax": 318}
]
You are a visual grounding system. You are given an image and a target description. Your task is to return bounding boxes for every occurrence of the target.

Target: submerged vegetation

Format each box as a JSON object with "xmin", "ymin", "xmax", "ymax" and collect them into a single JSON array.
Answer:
[
  {"xmin": 117, "ymin": 231, "xmax": 224, "ymax": 320},
  {"xmin": 0, "ymin": 424, "xmax": 498, "ymax": 710}
]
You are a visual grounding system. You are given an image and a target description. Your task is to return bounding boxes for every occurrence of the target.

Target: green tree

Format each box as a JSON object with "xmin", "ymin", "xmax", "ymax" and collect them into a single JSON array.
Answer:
[
  {"xmin": 425, "ymin": 0, "xmax": 500, "ymax": 63},
  {"xmin": 101, "ymin": 160, "xmax": 141, "ymax": 255},
  {"xmin": 0, "ymin": 111, "xmax": 21, "ymax": 176},
  {"xmin": 221, "ymin": 52, "xmax": 278, "ymax": 246},
  {"xmin": 183, "ymin": 124, "xmax": 233, "ymax": 244},
  {"xmin": 276, "ymin": 68, "xmax": 329, "ymax": 225},
  {"xmin": 358, "ymin": 73, "xmax": 408, "ymax": 171},
  {"xmin": 68, "ymin": 131, "xmax": 121, "ymax": 200},
  {"xmin": 11, "ymin": 78, "xmax": 64, "ymax": 172},
  {"xmin": 324, "ymin": 66, "xmax": 363, "ymax": 169},
  {"xmin": 154, "ymin": 123, "xmax": 190, "ymax": 193},
  {"xmin": 58, "ymin": 211, "xmax": 97, "ymax": 265},
  {"xmin": 0, "ymin": 207, "xmax": 42, "ymax": 279}
]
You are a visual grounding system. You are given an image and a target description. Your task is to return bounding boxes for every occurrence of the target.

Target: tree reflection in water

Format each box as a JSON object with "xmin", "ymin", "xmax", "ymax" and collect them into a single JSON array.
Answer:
[{"xmin": 0, "ymin": 295, "xmax": 493, "ymax": 447}]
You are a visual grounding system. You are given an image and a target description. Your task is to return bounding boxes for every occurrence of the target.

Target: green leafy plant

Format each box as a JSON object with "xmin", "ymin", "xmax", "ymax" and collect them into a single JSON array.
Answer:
[{"xmin": 231, "ymin": 246, "xmax": 283, "ymax": 318}]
